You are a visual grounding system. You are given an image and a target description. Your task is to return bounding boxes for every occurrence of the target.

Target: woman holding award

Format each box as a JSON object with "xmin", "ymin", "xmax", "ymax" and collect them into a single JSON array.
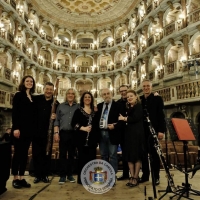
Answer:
[{"xmin": 71, "ymin": 91, "xmax": 98, "ymax": 184}]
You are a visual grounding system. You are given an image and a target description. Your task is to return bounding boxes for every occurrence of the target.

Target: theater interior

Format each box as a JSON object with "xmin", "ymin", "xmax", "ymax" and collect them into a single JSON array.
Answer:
[{"xmin": 0, "ymin": 0, "xmax": 200, "ymax": 199}]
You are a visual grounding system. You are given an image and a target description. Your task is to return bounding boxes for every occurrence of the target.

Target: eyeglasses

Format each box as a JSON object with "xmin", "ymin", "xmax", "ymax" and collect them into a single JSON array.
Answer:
[{"xmin": 119, "ymin": 90, "xmax": 127, "ymax": 93}]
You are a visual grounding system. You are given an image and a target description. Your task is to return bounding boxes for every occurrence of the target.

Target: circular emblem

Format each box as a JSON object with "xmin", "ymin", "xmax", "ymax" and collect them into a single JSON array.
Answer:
[{"xmin": 81, "ymin": 159, "xmax": 115, "ymax": 194}]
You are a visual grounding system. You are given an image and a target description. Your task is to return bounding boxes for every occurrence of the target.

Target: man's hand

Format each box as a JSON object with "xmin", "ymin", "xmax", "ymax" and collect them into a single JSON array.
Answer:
[
  {"xmin": 107, "ymin": 124, "xmax": 115, "ymax": 130},
  {"xmin": 158, "ymin": 132, "xmax": 164, "ymax": 140},
  {"xmin": 118, "ymin": 114, "xmax": 124, "ymax": 121}
]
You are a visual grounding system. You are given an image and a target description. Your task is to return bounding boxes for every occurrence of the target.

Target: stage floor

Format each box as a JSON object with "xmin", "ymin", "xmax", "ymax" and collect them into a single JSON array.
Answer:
[{"xmin": 1, "ymin": 170, "xmax": 200, "ymax": 200}]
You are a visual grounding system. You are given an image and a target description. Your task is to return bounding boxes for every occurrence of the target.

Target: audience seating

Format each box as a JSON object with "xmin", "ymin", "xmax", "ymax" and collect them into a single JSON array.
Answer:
[{"xmin": 9, "ymin": 141, "xmax": 199, "ymax": 173}]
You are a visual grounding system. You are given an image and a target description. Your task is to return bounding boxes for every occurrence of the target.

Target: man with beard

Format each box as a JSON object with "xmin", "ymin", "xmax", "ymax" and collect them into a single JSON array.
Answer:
[{"xmin": 32, "ymin": 82, "xmax": 59, "ymax": 183}]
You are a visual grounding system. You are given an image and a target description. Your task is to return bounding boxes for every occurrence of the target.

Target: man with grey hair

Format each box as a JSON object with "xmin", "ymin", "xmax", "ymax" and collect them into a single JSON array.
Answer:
[
  {"xmin": 54, "ymin": 88, "xmax": 79, "ymax": 184},
  {"xmin": 96, "ymin": 88, "xmax": 121, "ymax": 184},
  {"xmin": 140, "ymin": 79, "xmax": 165, "ymax": 186}
]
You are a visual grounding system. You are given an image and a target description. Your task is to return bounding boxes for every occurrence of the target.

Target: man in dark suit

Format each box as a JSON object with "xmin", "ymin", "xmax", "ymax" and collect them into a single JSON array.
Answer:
[
  {"xmin": 32, "ymin": 82, "xmax": 59, "ymax": 184},
  {"xmin": 140, "ymin": 79, "xmax": 165, "ymax": 185},
  {"xmin": 116, "ymin": 85, "xmax": 129, "ymax": 180},
  {"xmin": 96, "ymin": 88, "xmax": 120, "ymax": 177}
]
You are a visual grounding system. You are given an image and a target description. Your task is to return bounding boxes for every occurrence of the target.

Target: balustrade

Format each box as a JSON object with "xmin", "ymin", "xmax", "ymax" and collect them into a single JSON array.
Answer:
[
  {"xmin": 99, "ymin": 65, "xmax": 107, "ymax": 72},
  {"xmin": 163, "ymin": 22, "xmax": 175, "ymax": 36},
  {"xmin": 115, "ymin": 37, "xmax": 122, "ymax": 44},
  {"xmin": 4, "ymin": 68, "xmax": 11, "ymax": 81},
  {"xmin": 34, "ymin": 26, "xmax": 39, "ymax": 34},
  {"xmin": 99, "ymin": 42, "xmax": 107, "ymax": 48},
  {"xmin": 149, "ymin": 70, "xmax": 154, "ymax": 81},
  {"xmin": 45, "ymin": 60, "xmax": 52, "ymax": 68},
  {"xmin": 189, "ymin": 8, "xmax": 200, "ymax": 24},
  {"xmin": 10, "ymin": 0, "xmax": 16, "ymax": 9},
  {"xmin": 0, "ymin": 90, "xmax": 6, "ymax": 105},
  {"xmin": 33, "ymin": 54, "xmax": 37, "ymax": 62},
  {"xmin": 191, "ymin": 52, "xmax": 200, "ymax": 59},
  {"xmin": 157, "ymin": 88, "xmax": 171, "ymax": 102},
  {"xmin": 115, "ymin": 61, "xmax": 122, "ymax": 69},
  {"xmin": 62, "ymin": 41, "xmax": 70, "ymax": 47},
  {"xmin": 61, "ymin": 64, "xmax": 69, "ymax": 72},
  {"xmin": 165, "ymin": 61, "xmax": 177, "ymax": 75},
  {"xmin": 176, "ymin": 81, "xmax": 200, "ymax": 100},
  {"xmin": 22, "ymin": 44, "xmax": 26, "ymax": 53},
  {"xmin": 78, "ymin": 43, "xmax": 91, "ymax": 49},
  {"xmin": 46, "ymin": 35, "xmax": 52, "ymax": 42},
  {"xmin": 24, "ymin": 14, "xmax": 29, "ymax": 24},
  {"xmin": 147, "ymin": 35, "xmax": 154, "ymax": 47},
  {"xmin": 7, "ymin": 32, "xmax": 14, "ymax": 43},
  {"xmin": 147, "ymin": 4, "xmax": 152, "ymax": 15}
]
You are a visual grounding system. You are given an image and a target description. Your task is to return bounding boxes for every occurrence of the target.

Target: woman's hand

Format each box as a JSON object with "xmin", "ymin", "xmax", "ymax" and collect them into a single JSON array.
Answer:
[
  {"xmin": 118, "ymin": 114, "xmax": 125, "ymax": 121},
  {"xmin": 51, "ymin": 113, "xmax": 56, "ymax": 120},
  {"xmin": 54, "ymin": 133, "xmax": 60, "ymax": 142},
  {"xmin": 13, "ymin": 129, "xmax": 20, "ymax": 138}
]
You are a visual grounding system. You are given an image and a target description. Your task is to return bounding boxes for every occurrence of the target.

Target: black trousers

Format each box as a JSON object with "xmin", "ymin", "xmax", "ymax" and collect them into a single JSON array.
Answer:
[
  {"xmin": 12, "ymin": 137, "xmax": 31, "ymax": 176},
  {"xmin": 141, "ymin": 135, "xmax": 160, "ymax": 180},
  {"xmin": 32, "ymin": 137, "xmax": 52, "ymax": 178},
  {"xmin": 59, "ymin": 131, "xmax": 75, "ymax": 177},
  {"xmin": 77, "ymin": 145, "xmax": 96, "ymax": 184},
  {"xmin": 120, "ymin": 137, "xmax": 129, "ymax": 177}
]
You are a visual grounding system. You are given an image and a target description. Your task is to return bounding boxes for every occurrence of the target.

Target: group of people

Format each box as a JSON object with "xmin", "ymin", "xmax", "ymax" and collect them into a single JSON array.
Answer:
[{"xmin": 10, "ymin": 75, "xmax": 166, "ymax": 190}]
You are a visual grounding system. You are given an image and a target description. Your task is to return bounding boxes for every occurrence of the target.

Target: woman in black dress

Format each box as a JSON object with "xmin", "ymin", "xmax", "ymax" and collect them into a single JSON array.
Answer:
[
  {"xmin": 118, "ymin": 89, "xmax": 145, "ymax": 187},
  {"xmin": 11, "ymin": 75, "xmax": 36, "ymax": 189},
  {"xmin": 71, "ymin": 92, "xmax": 98, "ymax": 184}
]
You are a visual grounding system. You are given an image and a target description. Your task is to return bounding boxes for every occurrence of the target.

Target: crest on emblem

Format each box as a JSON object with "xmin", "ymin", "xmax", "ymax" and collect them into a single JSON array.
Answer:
[{"xmin": 89, "ymin": 167, "xmax": 107, "ymax": 184}]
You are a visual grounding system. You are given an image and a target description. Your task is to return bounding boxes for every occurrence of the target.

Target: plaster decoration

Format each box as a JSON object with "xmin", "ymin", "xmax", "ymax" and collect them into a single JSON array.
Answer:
[{"xmin": 27, "ymin": 0, "xmax": 140, "ymax": 30}]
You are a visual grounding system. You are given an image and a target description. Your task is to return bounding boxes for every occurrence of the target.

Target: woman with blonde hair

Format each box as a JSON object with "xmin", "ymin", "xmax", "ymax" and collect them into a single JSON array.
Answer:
[{"xmin": 118, "ymin": 89, "xmax": 145, "ymax": 187}]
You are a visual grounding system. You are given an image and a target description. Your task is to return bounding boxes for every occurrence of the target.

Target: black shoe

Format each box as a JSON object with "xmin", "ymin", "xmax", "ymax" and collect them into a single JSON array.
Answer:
[
  {"xmin": 155, "ymin": 179, "xmax": 160, "ymax": 185},
  {"xmin": 20, "ymin": 179, "xmax": 31, "ymax": 188},
  {"xmin": 139, "ymin": 177, "xmax": 149, "ymax": 183},
  {"xmin": 41, "ymin": 177, "xmax": 49, "ymax": 183},
  {"xmin": 117, "ymin": 175, "xmax": 129, "ymax": 181},
  {"xmin": 33, "ymin": 177, "xmax": 41, "ymax": 184},
  {"xmin": 12, "ymin": 179, "xmax": 22, "ymax": 189}
]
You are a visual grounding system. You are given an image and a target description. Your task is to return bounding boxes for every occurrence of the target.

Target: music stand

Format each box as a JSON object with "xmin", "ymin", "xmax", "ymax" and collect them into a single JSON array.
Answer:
[{"xmin": 169, "ymin": 118, "xmax": 200, "ymax": 200}]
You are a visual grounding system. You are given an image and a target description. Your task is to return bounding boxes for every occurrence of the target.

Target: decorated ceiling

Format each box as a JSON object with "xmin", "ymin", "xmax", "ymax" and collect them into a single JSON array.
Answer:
[{"xmin": 28, "ymin": 0, "xmax": 139, "ymax": 30}]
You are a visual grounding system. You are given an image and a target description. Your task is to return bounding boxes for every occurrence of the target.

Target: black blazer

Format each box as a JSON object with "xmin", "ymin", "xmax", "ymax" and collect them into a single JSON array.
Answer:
[
  {"xmin": 140, "ymin": 93, "xmax": 166, "ymax": 134},
  {"xmin": 96, "ymin": 100, "xmax": 121, "ymax": 145}
]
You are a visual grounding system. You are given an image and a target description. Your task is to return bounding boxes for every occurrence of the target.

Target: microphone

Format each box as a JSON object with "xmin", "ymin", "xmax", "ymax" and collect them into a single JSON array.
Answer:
[{"xmin": 187, "ymin": 163, "xmax": 200, "ymax": 178}]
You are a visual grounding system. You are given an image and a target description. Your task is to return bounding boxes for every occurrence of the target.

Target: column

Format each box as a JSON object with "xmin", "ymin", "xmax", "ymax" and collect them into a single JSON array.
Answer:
[
  {"xmin": 72, "ymin": 29, "xmax": 76, "ymax": 49},
  {"xmin": 182, "ymin": 35, "xmax": 189, "ymax": 60},
  {"xmin": 126, "ymin": 70, "xmax": 130, "ymax": 85},
  {"xmin": 158, "ymin": 11, "xmax": 164, "ymax": 38},
  {"xmin": 0, "ymin": 5, "xmax": 3, "ymax": 16},
  {"xmin": 93, "ymin": 29, "xmax": 98, "ymax": 50},
  {"xmin": 54, "ymin": 24, "xmax": 59, "ymax": 37},
  {"xmin": 71, "ymin": 77, "xmax": 75, "ymax": 88},
  {"xmin": 144, "ymin": 57, "xmax": 149, "ymax": 77},
  {"xmin": 181, "ymin": 0, "xmax": 187, "ymax": 28}
]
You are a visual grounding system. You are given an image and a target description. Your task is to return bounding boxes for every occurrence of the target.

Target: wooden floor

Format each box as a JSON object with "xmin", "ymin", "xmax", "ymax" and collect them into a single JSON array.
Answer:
[{"xmin": 1, "ymin": 170, "xmax": 200, "ymax": 200}]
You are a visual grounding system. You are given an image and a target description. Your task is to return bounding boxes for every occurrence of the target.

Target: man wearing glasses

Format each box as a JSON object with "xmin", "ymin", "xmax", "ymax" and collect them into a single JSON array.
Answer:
[{"xmin": 116, "ymin": 85, "xmax": 130, "ymax": 180}]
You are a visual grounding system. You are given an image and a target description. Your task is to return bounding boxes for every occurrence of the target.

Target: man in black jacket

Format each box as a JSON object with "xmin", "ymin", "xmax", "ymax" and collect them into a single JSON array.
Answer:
[
  {"xmin": 140, "ymin": 79, "xmax": 165, "ymax": 185},
  {"xmin": 96, "ymin": 88, "xmax": 120, "ymax": 177},
  {"xmin": 116, "ymin": 85, "xmax": 129, "ymax": 180},
  {"xmin": 32, "ymin": 82, "xmax": 59, "ymax": 184}
]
